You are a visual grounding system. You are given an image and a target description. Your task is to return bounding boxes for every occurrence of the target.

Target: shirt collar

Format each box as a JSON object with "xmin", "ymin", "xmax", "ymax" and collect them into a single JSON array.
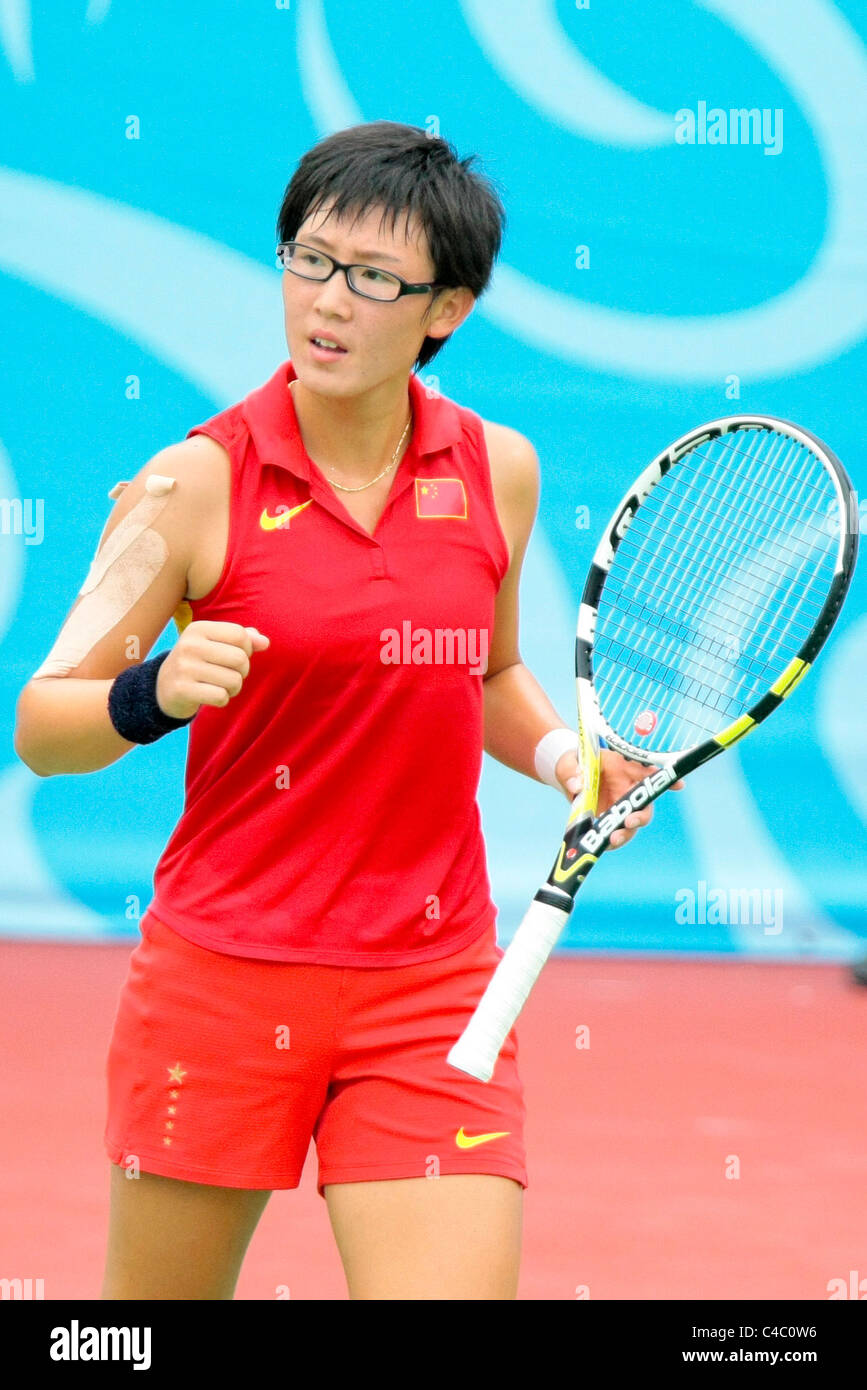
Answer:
[{"xmin": 242, "ymin": 358, "xmax": 464, "ymax": 482}]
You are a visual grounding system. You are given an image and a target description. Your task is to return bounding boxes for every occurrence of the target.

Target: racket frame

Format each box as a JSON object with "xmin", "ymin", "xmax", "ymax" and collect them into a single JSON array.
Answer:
[{"xmin": 447, "ymin": 415, "xmax": 858, "ymax": 1081}]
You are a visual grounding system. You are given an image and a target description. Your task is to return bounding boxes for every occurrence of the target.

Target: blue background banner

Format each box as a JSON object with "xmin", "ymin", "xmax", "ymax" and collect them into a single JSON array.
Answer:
[{"xmin": 2, "ymin": 0, "xmax": 865, "ymax": 958}]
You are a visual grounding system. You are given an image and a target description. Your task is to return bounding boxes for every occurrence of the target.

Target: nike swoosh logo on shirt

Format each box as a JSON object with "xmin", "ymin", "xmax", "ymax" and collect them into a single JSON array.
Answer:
[
  {"xmin": 260, "ymin": 500, "xmax": 313, "ymax": 530},
  {"xmin": 455, "ymin": 1127, "xmax": 510, "ymax": 1149}
]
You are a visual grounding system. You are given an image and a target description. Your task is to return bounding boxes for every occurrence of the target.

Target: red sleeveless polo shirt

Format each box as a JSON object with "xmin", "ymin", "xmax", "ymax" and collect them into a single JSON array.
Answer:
[{"xmin": 147, "ymin": 359, "xmax": 510, "ymax": 965}]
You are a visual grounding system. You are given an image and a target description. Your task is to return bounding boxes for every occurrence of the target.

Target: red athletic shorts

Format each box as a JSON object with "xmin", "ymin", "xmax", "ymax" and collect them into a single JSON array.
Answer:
[{"xmin": 104, "ymin": 910, "xmax": 527, "ymax": 1195}]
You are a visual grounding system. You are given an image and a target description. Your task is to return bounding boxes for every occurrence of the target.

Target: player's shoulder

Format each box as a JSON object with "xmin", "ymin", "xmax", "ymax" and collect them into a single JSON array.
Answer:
[
  {"xmin": 479, "ymin": 418, "xmax": 540, "ymax": 505},
  {"xmin": 151, "ymin": 432, "xmax": 231, "ymax": 491},
  {"xmin": 94, "ymin": 433, "xmax": 232, "ymax": 591},
  {"xmin": 105, "ymin": 433, "xmax": 230, "ymax": 519}
]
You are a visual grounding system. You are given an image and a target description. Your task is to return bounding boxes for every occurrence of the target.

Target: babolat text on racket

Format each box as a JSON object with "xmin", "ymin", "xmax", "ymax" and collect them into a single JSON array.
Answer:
[{"xmin": 448, "ymin": 416, "xmax": 859, "ymax": 1082}]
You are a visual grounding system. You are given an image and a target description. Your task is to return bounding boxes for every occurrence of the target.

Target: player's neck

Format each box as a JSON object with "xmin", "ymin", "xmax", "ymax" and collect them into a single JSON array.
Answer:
[{"xmin": 288, "ymin": 373, "xmax": 412, "ymax": 481}]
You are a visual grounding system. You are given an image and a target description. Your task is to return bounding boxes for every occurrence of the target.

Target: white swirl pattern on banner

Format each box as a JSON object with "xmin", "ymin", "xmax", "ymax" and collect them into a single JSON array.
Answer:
[
  {"xmin": 302, "ymin": 0, "xmax": 867, "ymax": 380},
  {"xmin": 459, "ymin": 0, "xmax": 672, "ymax": 146},
  {"xmin": 0, "ymin": 0, "xmax": 112, "ymax": 82},
  {"xmin": 465, "ymin": 0, "xmax": 867, "ymax": 379}
]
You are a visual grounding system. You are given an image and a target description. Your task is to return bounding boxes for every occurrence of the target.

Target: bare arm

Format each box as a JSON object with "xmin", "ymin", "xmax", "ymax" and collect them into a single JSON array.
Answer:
[
  {"xmin": 481, "ymin": 423, "xmax": 570, "ymax": 779},
  {"xmin": 13, "ymin": 436, "xmax": 224, "ymax": 777},
  {"xmin": 14, "ymin": 676, "xmax": 139, "ymax": 776}
]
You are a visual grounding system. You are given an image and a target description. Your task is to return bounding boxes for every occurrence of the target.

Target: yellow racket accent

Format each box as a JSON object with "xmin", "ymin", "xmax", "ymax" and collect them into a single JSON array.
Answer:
[
  {"xmin": 552, "ymin": 849, "xmax": 598, "ymax": 887},
  {"xmin": 566, "ymin": 759, "xmax": 600, "ymax": 827},
  {"xmin": 771, "ymin": 656, "xmax": 811, "ymax": 698},
  {"xmin": 715, "ymin": 658, "xmax": 812, "ymax": 749},
  {"xmin": 714, "ymin": 712, "xmax": 755, "ymax": 748},
  {"xmin": 568, "ymin": 685, "xmax": 602, "ymax": 827}
]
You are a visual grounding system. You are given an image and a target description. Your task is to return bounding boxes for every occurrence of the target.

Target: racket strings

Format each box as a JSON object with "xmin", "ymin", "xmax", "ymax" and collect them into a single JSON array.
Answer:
[
  {"xmin": 636, "ymin": 439, "xmax": 835, "ymax": 613},
  {"xmin": 622, "ymin": 434, "xmax": 828, "ymax": 625},
  {"xmin": 598, "ymin": 488, "xmax": 832, "ymax": 746},
  {"xmin": 601, "ymin": 434, "xmax": 819, "ymax": 700},
  {"xmin": 670, "ymin": 435, "xmax": 836, "ymax": 652},
  {"xmin": 611, "ymin": 517, "xmax": 825, "ymax": 651},
  {"xmin": 623, "ymin": 440, "xmax": 831, "ymax": 610},
  {"xmin": 598, "ymin": 437, "xmax": 835, "ymax": 747},
  {"xmin": 606, "ymin": 560, "xmax": 819, "ymax": 657},
  {"xmin": 593, "ymin": 428, "xmax": 840, "ymax": 752},
  {"xmin": 595, "ymin": 671, "xmax": 735, "ymax": 747},
  {"xmin": 610, "ymin": 443, "xmax": 829, "ymax": 654}
]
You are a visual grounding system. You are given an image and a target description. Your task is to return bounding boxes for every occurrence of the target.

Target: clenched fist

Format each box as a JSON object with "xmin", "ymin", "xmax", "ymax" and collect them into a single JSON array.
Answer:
[{"xmin": 156, "ymin": 621, "xmax": 270, "ymax": 720}]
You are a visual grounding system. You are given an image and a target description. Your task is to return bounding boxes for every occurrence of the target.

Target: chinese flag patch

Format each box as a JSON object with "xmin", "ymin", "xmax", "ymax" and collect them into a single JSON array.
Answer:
[{"xmin": 415, "ymin": 478, "xmax": 468, "ymax": 519}]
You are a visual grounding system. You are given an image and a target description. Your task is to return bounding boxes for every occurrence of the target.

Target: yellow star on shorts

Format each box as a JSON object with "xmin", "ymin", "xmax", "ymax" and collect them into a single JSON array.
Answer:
[{"xmin": 167, "ymin": 1063, "xmax": 187, "ymax": 1084}]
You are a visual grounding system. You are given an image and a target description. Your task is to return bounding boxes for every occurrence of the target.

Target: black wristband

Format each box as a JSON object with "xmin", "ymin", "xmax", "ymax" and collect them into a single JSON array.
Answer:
[{"xmin": 108, "ymin": 650, "xmax": 196, "ymax": 745}]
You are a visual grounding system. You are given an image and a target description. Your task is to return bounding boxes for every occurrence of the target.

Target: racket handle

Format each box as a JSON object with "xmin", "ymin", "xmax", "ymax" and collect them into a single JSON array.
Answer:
[{"xmin": 447, "ymin": 897, "xmax": 571, "ymax": 1082}]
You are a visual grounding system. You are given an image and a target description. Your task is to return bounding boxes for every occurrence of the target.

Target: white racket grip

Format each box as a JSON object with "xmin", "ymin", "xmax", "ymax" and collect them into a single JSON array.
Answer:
[{"xmin": 447, "ymin": 898, "xmax": 571, "ymax": 1082}]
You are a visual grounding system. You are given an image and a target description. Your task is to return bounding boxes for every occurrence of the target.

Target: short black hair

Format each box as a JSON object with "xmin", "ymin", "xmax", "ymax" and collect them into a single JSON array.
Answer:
[{"xmin": 276, "ymin": 121, "xmax": 506, "ymax": 372}]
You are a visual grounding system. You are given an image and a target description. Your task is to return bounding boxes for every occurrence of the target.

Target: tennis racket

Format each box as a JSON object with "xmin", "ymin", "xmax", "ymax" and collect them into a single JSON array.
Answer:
[{"xmin": 448, "ymin": 415, "xmax": 858, "ymax": 1082}]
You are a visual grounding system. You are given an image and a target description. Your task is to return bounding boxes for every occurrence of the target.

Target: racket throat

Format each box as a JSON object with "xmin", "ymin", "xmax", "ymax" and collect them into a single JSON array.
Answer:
[{"xmin": 543, "ymin": 816, "xmax": 600, "ymax": 906}]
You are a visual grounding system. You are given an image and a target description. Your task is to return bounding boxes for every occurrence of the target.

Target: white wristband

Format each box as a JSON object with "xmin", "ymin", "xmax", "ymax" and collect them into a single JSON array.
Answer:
[
  {"xmin": 534, "ymin": 728, "xmax": 579, "ymax": 789},
  {"xmin": 533, "ymin": 726, "xmax": 609, "ymax": 788}
]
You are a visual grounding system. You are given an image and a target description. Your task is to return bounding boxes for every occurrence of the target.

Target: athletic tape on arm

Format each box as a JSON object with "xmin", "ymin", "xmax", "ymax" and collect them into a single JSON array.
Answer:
[
  {"xmin": 110, "ymin": 481, "xmax": 194, "ymax": 635},
  {"xmin": 31, "ymin": 474, "xmax": 178, "ymax": 679}
]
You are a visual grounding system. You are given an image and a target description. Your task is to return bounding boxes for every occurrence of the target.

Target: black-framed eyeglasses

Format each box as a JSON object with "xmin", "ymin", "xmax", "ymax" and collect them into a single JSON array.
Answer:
[{"xmin": 276, "ymin": 241, "xmax": 443, "ymax": 303}]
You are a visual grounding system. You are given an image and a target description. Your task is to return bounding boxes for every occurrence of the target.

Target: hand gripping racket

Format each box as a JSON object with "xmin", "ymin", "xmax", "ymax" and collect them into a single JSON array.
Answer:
[{"xmin": 448, "ymin": 415, "xmax": 858, "ymax": 1082}]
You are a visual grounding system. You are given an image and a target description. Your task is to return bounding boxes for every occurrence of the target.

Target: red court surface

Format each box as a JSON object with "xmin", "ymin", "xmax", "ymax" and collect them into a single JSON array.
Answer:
[{"xmin": 1, "ymin": 940, "xmax": 865, "ymax": 1300}]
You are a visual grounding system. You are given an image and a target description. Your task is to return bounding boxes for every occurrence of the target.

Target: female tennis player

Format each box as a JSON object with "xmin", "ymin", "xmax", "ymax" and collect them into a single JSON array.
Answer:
[{"xmin": 15, "ymin": 121, "xmax": 678, "ymax": 1300}]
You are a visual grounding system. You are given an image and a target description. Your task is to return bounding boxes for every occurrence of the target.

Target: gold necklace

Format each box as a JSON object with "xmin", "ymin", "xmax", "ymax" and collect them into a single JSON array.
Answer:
[
  {"xmin": 327, "ymin": 413, "xmax": 411, "ymax": 492},
  {"xmin": 289, "ymin": 379, "xmax": 411, "ymax": 493}
]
